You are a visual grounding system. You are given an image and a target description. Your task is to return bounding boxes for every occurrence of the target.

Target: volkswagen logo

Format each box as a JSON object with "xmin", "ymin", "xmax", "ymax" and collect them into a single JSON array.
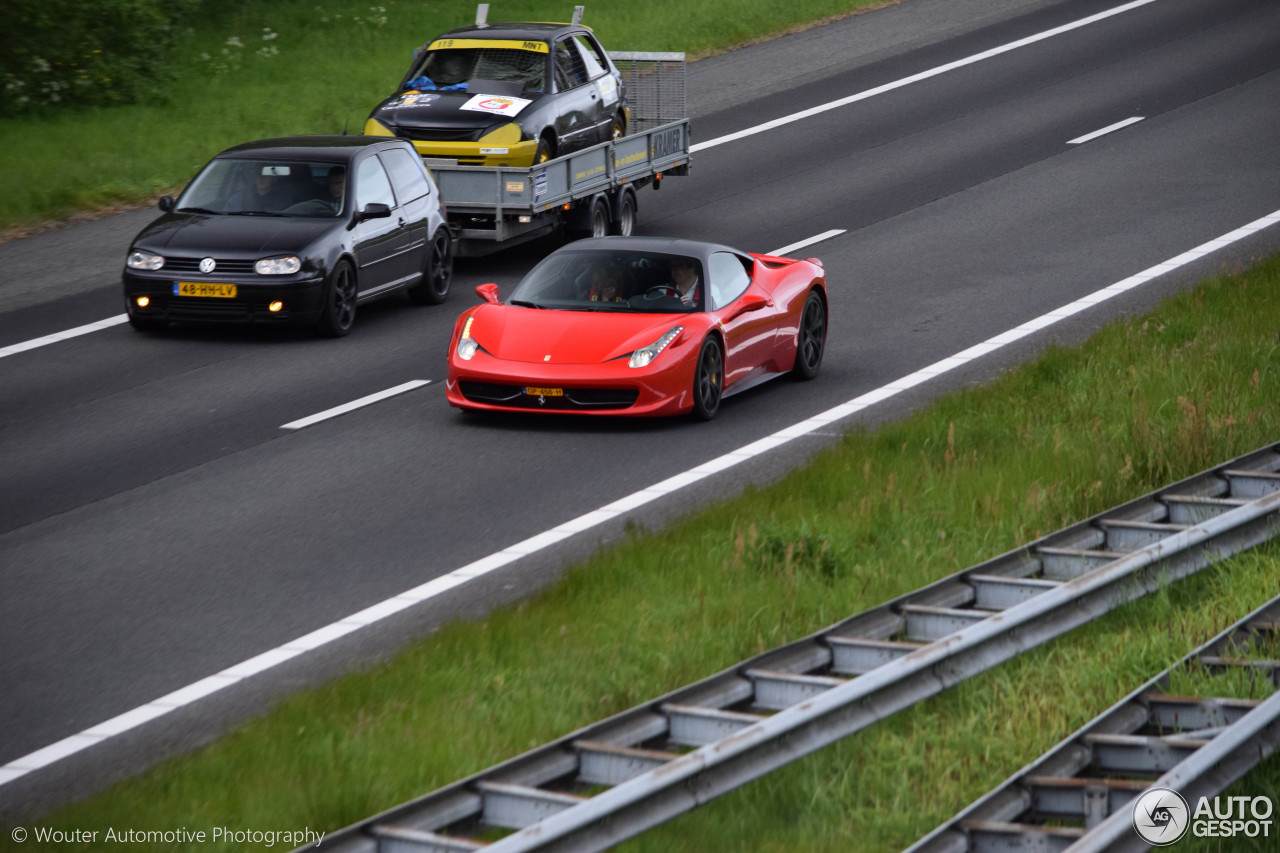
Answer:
[{"xmin": 199, "ymin": 257, "xmax": 217, "ymax": 274}]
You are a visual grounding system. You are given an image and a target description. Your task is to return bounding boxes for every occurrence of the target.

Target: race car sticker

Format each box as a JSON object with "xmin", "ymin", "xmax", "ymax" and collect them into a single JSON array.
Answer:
[
  {"xmin": 391, "ymin": 92, "xmax": 440, "ymax": 108},
  {"xmin": 595, "ymin": 75, "xmax": 619, "ymax": 107},
  {"xmin": 460, "ymin": 94, "xmax": 532, "ymax": 117},
  {"xmin": 428, "ymin": 38, "xmax": 548, "ymax": 53}
]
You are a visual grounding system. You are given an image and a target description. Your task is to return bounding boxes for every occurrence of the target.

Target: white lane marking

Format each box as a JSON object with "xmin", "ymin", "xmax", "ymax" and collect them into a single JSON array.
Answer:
[
  {"xmin": 5, "ymin": 209, "xmax": 1279, "ymax": 786},
  {"xmin": 280, "ymin": 380, "xmax": 432, "ymax": 430},
  {"xmin": 1068, "ymin": 116, "xmax": 1145, "ymax": 144},
  {"xmin": 0, "ymin": 315, "xmax": 128, "ymax": 359},
  {"xmin": 770, "ymin": 229, "xmax": 846, "ymax": 257},
  {"xmin": 691, "ymin": 0, "xmax": 1160, "ymax": 153}
]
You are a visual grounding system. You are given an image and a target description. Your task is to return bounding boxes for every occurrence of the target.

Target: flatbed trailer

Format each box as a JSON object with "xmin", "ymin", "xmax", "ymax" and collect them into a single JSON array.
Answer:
[{"xmin": 426, "ymin": 51, "xmax": 690, "ymax": 257}]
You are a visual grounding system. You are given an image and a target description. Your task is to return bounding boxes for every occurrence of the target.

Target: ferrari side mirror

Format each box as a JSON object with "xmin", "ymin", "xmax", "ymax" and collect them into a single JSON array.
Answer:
[{"xmin": 476, "ymin": 283, "xmax": 500, "ymax": 304}]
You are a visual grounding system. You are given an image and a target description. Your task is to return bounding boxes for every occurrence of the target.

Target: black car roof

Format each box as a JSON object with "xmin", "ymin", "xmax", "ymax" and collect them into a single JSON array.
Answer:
[
  {"xmin": 553, "ymin": 236, "xmax": 747, "ymax": 265},
  {"xmin": 432, "ymin": 22, "xmax": 587, "ymax": 43},
  {"xmin": 216, "ymin": 135, "xmax": 412, "ymax": 163}
]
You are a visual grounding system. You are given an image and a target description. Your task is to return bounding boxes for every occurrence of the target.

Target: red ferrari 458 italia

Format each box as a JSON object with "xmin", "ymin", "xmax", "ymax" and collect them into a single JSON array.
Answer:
[{"xmin": 445, "ymin": 236, "xmax": 828, "ymax": 419}]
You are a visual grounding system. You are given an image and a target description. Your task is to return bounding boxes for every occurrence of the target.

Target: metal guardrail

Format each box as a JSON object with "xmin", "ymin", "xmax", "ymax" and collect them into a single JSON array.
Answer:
[
  {"xmin": 908, "ymin": 592, "xmax": 1280, "ymax": 853},
  {"xmin": 308, "ymin": 443, "xmax": 1280, "ymax": 853}
]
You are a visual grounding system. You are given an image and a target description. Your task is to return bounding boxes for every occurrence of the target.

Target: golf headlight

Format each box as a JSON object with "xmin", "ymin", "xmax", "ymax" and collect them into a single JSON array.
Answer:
[
  {"xmin": 629, "ymin": 326, "xmax": 683, "ymax": 368},
  {"xmin": 255, "ymin": 256, "xmax": 301, "ymax": 275},
  {"xmin": 456, "ymin": 316, "xmax": 478, "ymax": 360},
  {"xmin": 127, "ymin": 250, "xmax": 164, "ymax": 271}
]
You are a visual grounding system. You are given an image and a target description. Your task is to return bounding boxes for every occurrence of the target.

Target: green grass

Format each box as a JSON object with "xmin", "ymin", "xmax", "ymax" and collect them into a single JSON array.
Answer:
[
  {"xmin": 9, "ymin": 258, "xmax": 1280, "ymax": 848},
  {"xmin": 0, "ymin": 0, "xmax": 892, "ymax": 234}
]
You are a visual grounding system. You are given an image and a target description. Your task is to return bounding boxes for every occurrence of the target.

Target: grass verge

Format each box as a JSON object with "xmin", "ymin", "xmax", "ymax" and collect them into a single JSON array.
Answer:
[
  {"xmin": 9, "ymin": 261, "xmax": 1280, "ymax": 847},
  {"xmin": 0, "ymin": 0, "xmax": 893, "ymax": 235}
]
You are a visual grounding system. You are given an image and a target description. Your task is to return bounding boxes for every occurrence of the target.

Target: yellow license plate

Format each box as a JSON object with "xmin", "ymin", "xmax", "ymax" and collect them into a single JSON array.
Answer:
[
  {"xmin": 524, "ymin": 386, "xmax": 564, "ymax": 397},
  {"xmin": 175, "ymin": 281, "xmax": 237, "ymax": 298}
]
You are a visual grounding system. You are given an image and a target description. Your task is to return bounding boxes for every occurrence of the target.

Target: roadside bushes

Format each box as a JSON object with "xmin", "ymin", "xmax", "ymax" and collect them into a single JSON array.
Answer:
[{"xmin": 1, "ymin": 0, "xmax": 199, "ymax": 115}]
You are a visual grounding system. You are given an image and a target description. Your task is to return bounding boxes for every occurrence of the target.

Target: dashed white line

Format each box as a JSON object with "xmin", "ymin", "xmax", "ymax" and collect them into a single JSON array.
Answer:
[
  {"xmin": 5, "ymin": 208, "xmax": 1278, "ymax": 787},
  {"xmin": 280, "ymin": 380, "xmax": 432, "ymax": 430},
  {"xmin": 770, "ymin": 229, "xmax": 846, "ymax": 257},
  {"xmin": 0, "ymin": 314, "xmax": 127, "ymax": 359},
  {"xmin": 1068, "ymin": 116, "xmax": 1145, "ymax": 144},
  {"xmin": 691, "ymin": 0, "xmax": 1161, "ymax": 153}
]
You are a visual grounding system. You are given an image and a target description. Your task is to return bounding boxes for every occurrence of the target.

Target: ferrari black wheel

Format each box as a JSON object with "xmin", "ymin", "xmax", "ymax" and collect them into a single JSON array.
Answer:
[
  {"xmin": 317, "ymin": 260, "xmax": 357, "ymax": 337},
  {"xmin": 691, "ymin": 337, "xmax": 723, "ymax": 421},
  {"xmin": 409, "ymin": 227, "xmax": 453, "ymax": 305},
  {"xmin": 610, "ymin": 191, "xmax": 636, "ymax": 236},
  {"xmin": 791, "ymin": 290, "xmax": 826, "ymax": 380}
]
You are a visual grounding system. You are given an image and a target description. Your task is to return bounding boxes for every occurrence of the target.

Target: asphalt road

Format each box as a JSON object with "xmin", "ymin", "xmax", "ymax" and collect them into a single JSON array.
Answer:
[{"xmin": 2, "ymin": 0, "xmax": 1278, "ymax": 818}]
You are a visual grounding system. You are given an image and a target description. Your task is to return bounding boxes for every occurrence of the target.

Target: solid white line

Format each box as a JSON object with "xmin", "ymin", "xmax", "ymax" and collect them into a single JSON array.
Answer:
[
  {"xmin": 1068, "ymin": 116, "xmax": 1145, "ymax": 144},
  {"xmin": 4, "ymin": 208, "xmax": 1277, "ymax": 787},
  {"xmin": 770, "ymin": 229, "xmax": 846, "ymax": 257},
  {"xmin": 280, "ymin": 380, "xmax": 431, "ymax": 430},
  {"xmin": 691, "ymin": 0, "xmax": 1161, "ymax": 153},
  {"xmin": 0, "ymin": 315, "xmax": 128, "ymax": 359}
]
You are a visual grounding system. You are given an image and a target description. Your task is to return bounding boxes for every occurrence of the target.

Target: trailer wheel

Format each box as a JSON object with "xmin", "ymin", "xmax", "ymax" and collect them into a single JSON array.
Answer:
[
  {"xmin": 572, "ymin": 198, "xmax": 609, "ymax": 241},
  {"xmin": 610, "ymin": 191, "xmax": 636, "ymax": 236}
]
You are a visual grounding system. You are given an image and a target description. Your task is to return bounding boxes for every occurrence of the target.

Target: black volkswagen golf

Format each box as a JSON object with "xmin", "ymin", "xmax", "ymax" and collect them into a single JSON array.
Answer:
[{"xmin": 122, "ymin": 135, "xmax": 453, "ymax": 337}]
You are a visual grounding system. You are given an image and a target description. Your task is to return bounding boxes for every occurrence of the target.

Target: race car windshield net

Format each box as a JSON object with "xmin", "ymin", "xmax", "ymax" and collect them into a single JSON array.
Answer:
[
  {"xmin": 509, "ymin": 251, "xmax": 704, "ymax": 313},
  {"xmin": 405, "ymin": 48, "xmax": 546, "ymax": 95},
  {"xmin": 178, "ymin": 159, "xmax": 346, "ymax": 217}
]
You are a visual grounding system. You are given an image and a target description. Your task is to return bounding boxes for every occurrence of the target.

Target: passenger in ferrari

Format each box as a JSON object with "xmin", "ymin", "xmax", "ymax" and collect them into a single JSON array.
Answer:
[{"xmin": 587, "ymin": 265, "xmax": 627, "ymax": 303}]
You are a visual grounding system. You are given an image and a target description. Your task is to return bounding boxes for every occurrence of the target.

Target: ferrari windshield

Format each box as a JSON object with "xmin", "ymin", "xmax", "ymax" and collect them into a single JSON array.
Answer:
[
  {"xmin": 177, "ymin": 159, "xmax": 346, "ymax": 217},
  {"xmin": 404, "ymin": 47, "xmax": 546, "ymax": 95},
  {"xmin": 508, "ymin": 250, "xmax": 705, "ymax": 313}
]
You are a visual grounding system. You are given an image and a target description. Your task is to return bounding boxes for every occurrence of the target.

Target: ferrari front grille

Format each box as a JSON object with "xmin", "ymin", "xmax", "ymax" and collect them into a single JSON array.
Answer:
[{"xmin": 460, "ymin": 382, "xmax": 638, "ymax": 410}]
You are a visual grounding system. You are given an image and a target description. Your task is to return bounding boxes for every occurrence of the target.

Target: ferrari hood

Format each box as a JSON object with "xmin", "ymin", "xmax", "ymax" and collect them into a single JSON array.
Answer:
[
  {"xmin": 132, "ymin": 213, "xmax": 335, "ymax": 257},
  {"xmin": 471, "ymin": 305, "xmax": 690, "ymax": 365}
]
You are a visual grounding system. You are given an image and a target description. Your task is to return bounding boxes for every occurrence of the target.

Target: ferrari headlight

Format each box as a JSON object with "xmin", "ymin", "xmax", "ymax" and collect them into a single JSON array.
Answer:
[
  {"xmin": 456, "ymin": 315, "xmax": 478, "ymax": 360},
  {"xmin": 629, "ymin": 326, "xmax": 683, "ymax": 369},
  {"xmin": 127, "ymin": 250, "xmax": 164, "ymax": 271},
  {"xmin": 255, "ymin": 256, "xmax": 301, "ymax": 275}
]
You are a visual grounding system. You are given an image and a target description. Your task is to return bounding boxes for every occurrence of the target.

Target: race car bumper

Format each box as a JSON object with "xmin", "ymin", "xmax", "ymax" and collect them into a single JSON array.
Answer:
[{"xmin": 364, "ymin": 118, "xmax": 539, "ymax": 167}]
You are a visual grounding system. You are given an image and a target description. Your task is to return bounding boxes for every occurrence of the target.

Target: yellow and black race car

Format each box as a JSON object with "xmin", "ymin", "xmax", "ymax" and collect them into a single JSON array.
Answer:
[{"xmin": 364, "ymin": 12, "xmax": 629, "ymax": 168}]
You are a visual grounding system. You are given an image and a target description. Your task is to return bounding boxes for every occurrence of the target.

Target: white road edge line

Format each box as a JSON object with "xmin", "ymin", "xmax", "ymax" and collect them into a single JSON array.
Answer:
[
  {"xmin": 1068, "ymin": 116, "xmax": 1145, "ymax": 145},
  {"xmin": 4, "ymin": 208, "xmax": 1278, "ymax": 787},
  {"xmin": 690, "ymin": 0, "xmax": 1160, "ymax": 153},
  {"xmin": 1, "ymin": 0, "xmax": 1161, "ymax": 360},
  {"xmin": 0, "ymin": 315, "xmax": 128, "ymax": 359},
  {"xmin": 281, "ymin": 380, "xmax": 432, "ymax": 430}
]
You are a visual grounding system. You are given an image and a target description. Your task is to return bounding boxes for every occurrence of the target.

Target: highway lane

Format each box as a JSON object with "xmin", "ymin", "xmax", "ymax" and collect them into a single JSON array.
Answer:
[{"xmin": 2, "ymin": 0, "xmax": 1279, "ymax": 811}]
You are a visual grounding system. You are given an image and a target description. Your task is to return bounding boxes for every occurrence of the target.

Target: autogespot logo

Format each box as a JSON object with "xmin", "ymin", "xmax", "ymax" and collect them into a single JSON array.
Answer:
[{"xmin": 1133, "ymin": 787, "xmax": 1190, "ymax": 846}]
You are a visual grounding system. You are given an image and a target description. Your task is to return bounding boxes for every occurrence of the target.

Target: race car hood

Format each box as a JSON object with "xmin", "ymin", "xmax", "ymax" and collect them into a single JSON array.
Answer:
[
  {"xmin": 371, "ymin": 89, "xmax": 541, "ymax": 132},
  {"xmin": 470, "ymin": 304, "xmax": 692, "ymax": 365},
  {"xmin": 131, "ymin": 213, "xmax": 336, "ymax": 257}
]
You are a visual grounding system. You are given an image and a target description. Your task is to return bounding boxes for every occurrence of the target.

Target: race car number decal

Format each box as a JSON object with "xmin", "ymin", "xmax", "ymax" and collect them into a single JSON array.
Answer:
[
  {"xmin": 595, "ymin": 75, "xmax": 619, "ymax": 106},
  {"xmin": 460, "ymin": 94, "xmax": 532, "ymax": 117},
  {"xmin": 428, "ymin": 38, "xmax": 548, "ymax": 53}
]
